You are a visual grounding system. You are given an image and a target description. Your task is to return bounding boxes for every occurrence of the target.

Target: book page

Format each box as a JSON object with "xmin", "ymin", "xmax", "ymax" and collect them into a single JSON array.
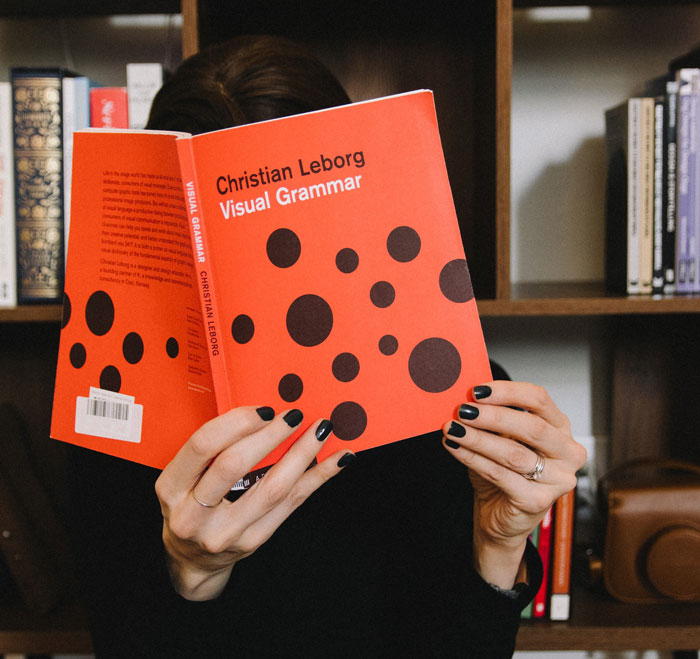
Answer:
[{"xmin": 52, "ymin": 131, "xmax": 217, "ymax": 468}]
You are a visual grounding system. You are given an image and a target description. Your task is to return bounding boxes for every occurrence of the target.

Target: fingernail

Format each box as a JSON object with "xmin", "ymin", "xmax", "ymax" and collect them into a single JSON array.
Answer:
[
  {"xmin": 445, "ymin": 438, "xmax": 461, "ymax": 450},
  {"xmin": 283, "ymin": 409, "xmax": 303, "ymax": 427},
  {"xmin": 315, "ymin": 419, "xmax": 334, "ymax": 441},
  {"xmin": 256, "ymin": 406, "xmax": 275, "ymax": 421},
  {"xmin": 448, "ymin": 421, "xmax": 466, "ymax": 438},
  {"xmin": 337, "ymin": 452, "xmax": 356, "ymax": 468},
  {"xmin": 473, "ymin": 385, "xmax": 492, "ymax": 400},
  {"xmin": 459, "ymin": 403, "xmax": 479, "ymax": 420}
]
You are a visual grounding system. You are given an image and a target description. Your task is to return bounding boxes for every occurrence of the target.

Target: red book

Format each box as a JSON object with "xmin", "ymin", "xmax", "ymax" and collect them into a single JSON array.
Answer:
[
  {"xmin": 51, "ymin": 90, "xmax": 491, "ymax": 469},
  {"xmin": 533, "ymin": 506, "xmax": 553, "ymax": 618},
  {"xmin": 90, "ymin": 87, "xmax": 128, "ymax": 128}
]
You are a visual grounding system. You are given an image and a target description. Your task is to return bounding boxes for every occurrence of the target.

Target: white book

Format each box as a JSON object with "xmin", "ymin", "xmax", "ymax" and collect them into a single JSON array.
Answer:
[
  {"xmin": 126, "ymin": 63, "xmax": 164, "ymax": 130},
  {"xmin": 0, "ymin": 81, "xmax": 16, "ymax": 307}
]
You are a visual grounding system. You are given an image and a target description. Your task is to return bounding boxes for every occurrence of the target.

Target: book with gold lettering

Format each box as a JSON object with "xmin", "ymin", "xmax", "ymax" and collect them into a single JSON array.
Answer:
[
  {"xmin": 51, "ymin": 90, "xmax": 491, "ymax": 469},
  {"xmin": 11, "ymin": 67, "xmax": 77, "ymax": 303}
]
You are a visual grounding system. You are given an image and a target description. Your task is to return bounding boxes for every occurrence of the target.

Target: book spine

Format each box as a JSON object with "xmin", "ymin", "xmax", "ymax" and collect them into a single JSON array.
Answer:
[
  {"xmin": 126, "ymin": 63, "xmax": 163, "ymax": 130},
  {"xmin": 639, "ymin": 98, "xmax": 655, "ymax": 293},
  {"xmin": 520, "ymin": 522, "xmax": 540, "ymax": 620},
  {"xmin": 652, "ymin": 97, "xmax": 665, "ymax": 294},
  {"xmin": 0, "ymin": 81, "xmax": 16, "ymax": 307},
  {"xmin": 11, "ymin": 68, "xmax": 66, "ymax": 303},
  {"xmin": 676, "ymin": 86, "xmax": 692, "ymax": 293},
  {"xmin": 663, "ymin": 81, "xmax": 679, "ymax": 294},
  {"xmin": 692, "ymin": 81, "xmax": 700, "ymax": 293},
  {"xmin": 533, "ymin": 506, "xmax": 553, "ymax": 618},
  {"xmin": 627, "ymin": 99, "xmax": 641, "ymax": 294},
  {"xmin": 176, "ymin": 138, "xmax": 233, "ymax": 414},
  {"xmin": 549, "ymin": 489, "xmax": 575, "ymax": 621}
]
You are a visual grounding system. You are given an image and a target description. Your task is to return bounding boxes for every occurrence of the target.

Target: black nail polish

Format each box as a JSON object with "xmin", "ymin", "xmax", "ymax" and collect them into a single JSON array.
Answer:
[
  {"xmin": 459, "ymin": 403, "xmax": 479, "ymax": 420},
  {"xmin": 337, "ymin": 452, "xmax": 356, "ymax": 468},
  {"xmin": 448, "ymin": 421, "xmax": 466, "ymax": 438},
  {"xmin": 283, "ymin": 409, "xmax": 303, "ymax": 428},
  {"xmin": 315, "ymin": 419, "xmax": 333, "ymax": 441},
  {"xmin": 445, "ymin": 438, "xmax": 461, "ymax": 450},
  {"xmin": 256, "ymin": 406, "xmax": 275, "ymax": 421},
  {"xmin": 473, "ymin": 385, "xmax": 492, "ymax": 400}
]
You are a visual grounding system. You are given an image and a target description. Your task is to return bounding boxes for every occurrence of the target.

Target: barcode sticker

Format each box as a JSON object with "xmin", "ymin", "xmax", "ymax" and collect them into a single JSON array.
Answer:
[{"xmin": 75, "ymin": 388, "xmax": 143, "ymax": 443}]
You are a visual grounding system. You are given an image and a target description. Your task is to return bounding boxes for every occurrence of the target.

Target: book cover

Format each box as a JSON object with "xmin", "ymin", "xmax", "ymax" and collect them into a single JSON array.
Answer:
[
  {"xmin": 662, "ymin": 81, "xmax": 679, "ymax": 294},
  {"xmin": 533, "ymin": 506, "xmax": 553, "ymax": 618},
  {"xmin": 0, "ymin": 81, "xmax": 15, "ymax": 307},
  {"xmin": 126, "ymin": 63, "xmax": 163, "ymax": 130},
  {"xmin": 10, "ymin": 67, "xmax": 72, "ymax": 303},
  {"xmin": 605, "ymin": 99, "xmax": 642, "ymax": 295},
  {"xmin": 51, "ymin": 90, "xmax": 492, "ymax": 470},
  {"xmin": 549, "ymin": 489, "xmax": 575, "ymax": 621},
  {"xmin": 90, "ymin": 87, "xmax": 129, "ymax": 128}
]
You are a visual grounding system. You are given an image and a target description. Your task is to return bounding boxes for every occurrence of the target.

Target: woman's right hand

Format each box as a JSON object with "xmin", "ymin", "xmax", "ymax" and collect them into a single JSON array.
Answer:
[{"xmin": 155, "ymin": 406, "xmax": 353, "ymax": 601}]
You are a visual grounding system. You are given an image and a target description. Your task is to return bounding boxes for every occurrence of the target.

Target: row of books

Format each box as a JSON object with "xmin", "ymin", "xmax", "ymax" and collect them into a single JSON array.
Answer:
[
  {"xmin": 0, "ymin": 63, "xmax": 164, "ymax": 307},
  {"xmin": 521, "ymin": 488, "xmax": 575, "ymax": 621},
  {"xmin": 604, "ymin": 51, "xmax": 700, "ymax": 296}
]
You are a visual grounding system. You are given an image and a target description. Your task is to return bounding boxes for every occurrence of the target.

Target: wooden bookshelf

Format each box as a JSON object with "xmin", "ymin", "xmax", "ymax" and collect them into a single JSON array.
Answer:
[{"xmin": 1, "ymin": 0, "xmax": 700, "ymax": 655}]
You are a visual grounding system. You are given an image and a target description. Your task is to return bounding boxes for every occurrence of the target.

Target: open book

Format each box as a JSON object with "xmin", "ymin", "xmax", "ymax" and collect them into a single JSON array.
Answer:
[{"xmin": 51, "ymin": 90, "xmax": 491, "ymax": 470}]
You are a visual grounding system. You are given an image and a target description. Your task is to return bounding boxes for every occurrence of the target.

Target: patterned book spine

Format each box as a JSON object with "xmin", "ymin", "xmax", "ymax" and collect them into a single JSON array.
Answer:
[{"xmin": 11, "ymin": 68, "xmax": 66, "ymax": 303}]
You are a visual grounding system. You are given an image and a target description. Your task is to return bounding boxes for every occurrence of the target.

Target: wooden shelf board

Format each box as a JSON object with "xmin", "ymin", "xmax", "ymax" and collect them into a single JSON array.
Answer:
[
  {"xmin": 0, "ymin": 599, "xmax": 92, "ymax": 654},
  {"xmin": 0, "ymin": 305, "xmax": 63, "ymax": 322},
  {"xmin": 517, "ymin": 586, "xmax": 700, "ymax": 651},
  {"xmin": 479, "ymin": 281, "xmax": 700, "ymax": 316}
]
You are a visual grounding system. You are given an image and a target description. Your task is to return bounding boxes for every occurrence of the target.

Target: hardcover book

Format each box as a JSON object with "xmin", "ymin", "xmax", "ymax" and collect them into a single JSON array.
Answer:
[
  {"xmin": 0, "ymin": 81, "xmax": 15, "ymax": 307},
  {"xmin": 51, "ymin": 90, "xmax": 492, "ymax": 470},
  {"xmin": 10, "ymin": 67, "xmax": 74, "ymax": 303}
]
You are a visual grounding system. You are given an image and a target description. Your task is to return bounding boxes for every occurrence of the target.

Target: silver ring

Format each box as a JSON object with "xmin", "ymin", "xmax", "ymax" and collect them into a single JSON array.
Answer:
[
  {"xmin": 523, "ymin": 452, "xmax": 545, "ymax": 481},
  {"xmin": 191, "ymin": 489, "xmax": 221, "ymax": 508}
]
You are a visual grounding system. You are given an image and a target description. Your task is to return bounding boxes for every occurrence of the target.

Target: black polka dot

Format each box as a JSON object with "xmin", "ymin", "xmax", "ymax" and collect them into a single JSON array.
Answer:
[
  {"xmin": 122, "ymin": 332, "xmax": 144, "ymax": 364},
  {"xmin": 85, "ymin": 290, "xmax": 115, "ymax": 336},
  {"xmin": 69, "ymin": 342, "xmax": 86, "ymax": 368},
  {"xmin": 370, "ymin": 281, "xmax": 395, "ymax": 308},
  {"xmin": 378, "ymin": 335, "xmax": 398, "ymax": 355},
  {"xmin": 267, "ymin": 228, "xmax": 301, "ymax": 268},
  {"xmin": 408, "ymin": 337, "xmax": 462, "ymax": 393},
  {"xmin": 286, "ymin": 294, "xmax": 333, "ymax": 347},
  {"xmin": 99, "ymin": 365, "xmax": 121, "ymax": 392},
  {"xmin": 61, "ymin": 292, "xmax": 71, "ymax": 329},
  {"xmin": 330, "ymin": 401, "xmax": 367, "ymax": 441},
  {"xmin": 278, "ymin": 373, "xmax": 303, "ymax": 402},
  {"xmin": 336, "ymin": 248, "xmax": 359, "ymax": 273},
  {"xmin": 332, "ymin": 352, "xmax": 360, "ymax": 382},
  {"xmin": 439, "ymin": 259, "xmax": 474, "ymax": 303},
  {"xmin": 387, "ymin": 226, "xmax": 421, "ymax": 262},
  {"xmin": 166, "ymin": 337, "xmax": 179, "ymax": 358},
  {"xmin": 232, "ymin": 315, "xmax": 255, "ymax": 344}
]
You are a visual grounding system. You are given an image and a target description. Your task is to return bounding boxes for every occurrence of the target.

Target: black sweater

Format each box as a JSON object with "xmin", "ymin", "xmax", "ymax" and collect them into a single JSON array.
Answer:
[{"xmin": 67, "ymin": 430, "xmax": 541, "ymax": 659}]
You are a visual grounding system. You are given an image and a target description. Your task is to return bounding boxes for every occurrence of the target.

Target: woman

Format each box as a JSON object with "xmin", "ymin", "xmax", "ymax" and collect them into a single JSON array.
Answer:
[{"xmin": 67, "ymin": 35, "xmax": 586, "ymax": 658}]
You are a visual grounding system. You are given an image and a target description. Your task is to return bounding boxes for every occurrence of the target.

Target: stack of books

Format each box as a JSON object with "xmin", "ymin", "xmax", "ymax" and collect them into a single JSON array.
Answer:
[{"xmin": 0, "ymin": 63, "xmax": 164, "ymax": 306}]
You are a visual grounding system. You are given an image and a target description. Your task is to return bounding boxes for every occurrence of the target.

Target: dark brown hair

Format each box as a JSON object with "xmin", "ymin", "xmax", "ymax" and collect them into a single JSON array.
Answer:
[{"xmin": 146, "ymin": 35, "xmax": 351, "ymax": 134}]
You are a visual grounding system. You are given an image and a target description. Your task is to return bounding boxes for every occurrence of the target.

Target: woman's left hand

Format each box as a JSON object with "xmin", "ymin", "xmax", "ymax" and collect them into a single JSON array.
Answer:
[{"xmin": 442, "ymin": 380, "xmax": 587, "ymax": 589}]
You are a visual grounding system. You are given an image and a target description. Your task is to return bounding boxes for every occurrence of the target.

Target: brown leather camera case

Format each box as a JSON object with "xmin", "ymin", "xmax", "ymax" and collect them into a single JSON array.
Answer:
[{"xmin": 600, "ymin": 459, "xmax": 700, "ymax": 604}]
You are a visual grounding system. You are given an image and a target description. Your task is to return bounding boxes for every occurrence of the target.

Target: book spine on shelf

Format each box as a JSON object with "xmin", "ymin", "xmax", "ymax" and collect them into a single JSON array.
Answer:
[
  {"xmin": 533, "ymin": 506, "xmax": 553, "ymax": 618},
  {"xmin": 0, "ymin": 81, "xmax": 16, "ymax": 307},
  {"xmin": 126, "ymin": 63, "xmax": 163, "ymax": 130},
  {"xmin": 520, "ymin": 522, "xmax": 540, "ymax": 620},
  {"xmin": 663, "ymin": 81, "xmax": 679, "ymax": 294},
  {"xmin": 176, "ymin": 137, "xmax": 233, "ymax": 414},
  {"xmin": 90, "ymin": 87, "xmax": 129, "ymax": 128},
  {"xmin": 549, "ymin": 489, "xmax": 575, "ymax": 621},
  {"xmin": 639, "ymin": 98, "xmax": 655, "ymax": 294},
  {"xmin": 11, "ymin": 67, "xmax": 68, "ymax": 303},
  {"xmin": 692, "ymin": 80, "xmax": 700, "ymax": 293},
  {"xmin": 652, "ymin": 97, "xmax": 665, "ymax": 294},
  {"xmin": 676, "ymin": 83, "xmax": 693, "ymax": 293}
]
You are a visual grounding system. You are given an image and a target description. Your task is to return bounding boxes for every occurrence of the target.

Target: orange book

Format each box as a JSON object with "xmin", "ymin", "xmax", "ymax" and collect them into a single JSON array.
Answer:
[
  {"xmin": 51, "ymin": 90, "xmax": 491, "ymax": 469},
  {"xmin": 549, "ymin": 489, "xmax": 575, "ymax": 620}
]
